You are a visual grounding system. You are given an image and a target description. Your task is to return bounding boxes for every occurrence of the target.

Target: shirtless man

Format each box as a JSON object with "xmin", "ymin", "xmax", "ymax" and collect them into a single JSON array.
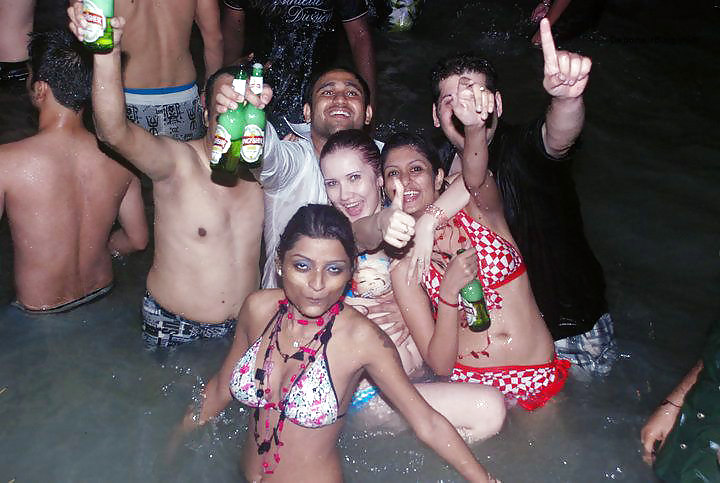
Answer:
[
  {"xmin": 0, "ymin": 30, "xmax": 147, "ymax": 313},
  {"xmin": 69, "ymin": 8, "xmax": 264, "ymax": 346},
  {"xmin": 72, "ymin": 0, "xmax": 223, "ymax": 140}
]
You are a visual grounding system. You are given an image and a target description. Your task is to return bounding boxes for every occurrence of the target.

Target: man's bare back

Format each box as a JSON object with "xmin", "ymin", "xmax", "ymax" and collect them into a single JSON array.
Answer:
[
  {"xmin": 117, "ymin": 0, "xmax": 222, "ymax": 89},
  {"xmin": 0, "ymin": 115, "xmax": 147, "ymax": 310}
]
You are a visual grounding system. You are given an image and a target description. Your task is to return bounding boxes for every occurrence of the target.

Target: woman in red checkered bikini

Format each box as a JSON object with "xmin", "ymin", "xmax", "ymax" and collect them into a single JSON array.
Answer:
[{"xmin": 384, "ymin": 79, "xmax": 570, "ymax": 411}]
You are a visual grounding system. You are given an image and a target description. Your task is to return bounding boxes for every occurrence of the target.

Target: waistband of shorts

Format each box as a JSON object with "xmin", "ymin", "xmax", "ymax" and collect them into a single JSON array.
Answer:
[
  {"xmin": 143, "ymin": 291, "xmax": 237, "ymax": 326},
  {"xmin": 454, "ymin": 354, "xmax": 569, "ymax": 374},
  {"xmin": 124, "ymin": 83, "xmax": 198, "ymax": 105},
  {"xmin": 12, "ymin": 283, "xmax": 114, "ymax": 314}
]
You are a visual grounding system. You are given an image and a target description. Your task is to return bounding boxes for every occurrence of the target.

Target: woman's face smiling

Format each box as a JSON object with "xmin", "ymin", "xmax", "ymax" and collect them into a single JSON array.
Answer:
[
  {"xmin": 382, "ymin": 145, "xmax": 443, "ymax": 217},
  {"xmin": 321, "ymin": 147, "xmax": 382, "ymax": 222},
  {"xmin": 281, "ymin": 235, "xmax": 352, "ymax": 318}
]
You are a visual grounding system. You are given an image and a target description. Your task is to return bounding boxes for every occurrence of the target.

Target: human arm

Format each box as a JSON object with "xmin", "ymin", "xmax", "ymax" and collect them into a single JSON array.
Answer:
[
  {"xmin": 345, "ymin": 292, "xmax": 410, "ymax": 344},
  {"xmin": 357, "ymin": 321, "xmax": 494, "ymax": 482},
  {"xmin": 67, "ymin": 7, "xmax": 187, "ymax": 181},
  {"xmin": 195, "ymin": 0, "xmax": 224, "ymax": 82},
  {"xmin": 342, "ymin": 15, "xmax": 376, "ymax": 110},
  {"xmin": 352, "ymin": 179, "xmax": 415, "ymax": 251},
  {"xmin": 530, "ymin": 0, "xmax": 572, "ymax": 45},
  {"xmin": 538, "ymin": 18, "xmax": 591, "ymax": 157},
  {"xmin": 108, "ymin": 175, "xmax": 148, "ymax": 255},
  {"xmin": 407, "ymin": 175, "xmax": 470, "ymax": 283},
  {"xmin": 221, "ymin": 1, "xmax": 246, "ymax": 65},
  {"xmin": 391, "ymin": 250, "xmax": 478, "ymax": 376},
  {"xmin": 640, "ymin": 360, "xmax": 703, "ymax": 464},
  {"xmin": 180, "ymin": 293, "xmax": 257, "ymax": 430}
]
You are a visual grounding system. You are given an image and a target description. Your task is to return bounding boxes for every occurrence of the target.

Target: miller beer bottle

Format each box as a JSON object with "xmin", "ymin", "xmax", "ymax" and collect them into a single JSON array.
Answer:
[
  {"xmin": 210, "ymin": 69, "xmax": 248, "ymax": 174},
  {"xmin": 82, "ymin": 0, "xmax": 114, "ymax": 53},
  {"xmin": 457, "ymin": 249, "xmax": 491, "ymax": 332},
  {"xmin": 240, "ymin": 63, "xmax": 266, "ymax": 169}
]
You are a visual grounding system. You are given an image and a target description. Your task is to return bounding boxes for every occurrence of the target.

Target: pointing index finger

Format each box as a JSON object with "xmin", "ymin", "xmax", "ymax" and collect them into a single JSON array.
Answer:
[{"xmin": 540, "ymin": 18, "xmax": 558, "ymax": 72}]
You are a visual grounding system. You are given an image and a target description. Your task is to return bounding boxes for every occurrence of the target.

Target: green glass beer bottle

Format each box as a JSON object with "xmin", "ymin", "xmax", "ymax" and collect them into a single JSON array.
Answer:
[
  {"xmin": 82, "ymin": 0, "xmax": 114, "ymax": 53},
  {"xmin": 240, "ymin": 63, "xmax": 266, "ymax": 169},
  {"xmin": 210, "ymin": 70, "xmax": 248, "ymax": 174},
  {"xmin": 457, "ymin": 249, "xmax": 492, "ymax": 332}
]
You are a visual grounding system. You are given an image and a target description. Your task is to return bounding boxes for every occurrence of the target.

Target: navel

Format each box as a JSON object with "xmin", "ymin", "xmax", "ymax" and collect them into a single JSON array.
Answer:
[{"xmin": 198, "ymin": 227, "xmax": 207, "ymax": 237}]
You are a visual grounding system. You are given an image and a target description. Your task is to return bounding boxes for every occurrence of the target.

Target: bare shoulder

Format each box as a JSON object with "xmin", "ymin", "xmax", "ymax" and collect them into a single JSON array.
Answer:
[
  {"xmin": 0, "ymin": 135, "xmax": 52, "ymax": 178},
  {"xmin": 242, "ymin": 289, "xmax": 285, "ymax": 333}
]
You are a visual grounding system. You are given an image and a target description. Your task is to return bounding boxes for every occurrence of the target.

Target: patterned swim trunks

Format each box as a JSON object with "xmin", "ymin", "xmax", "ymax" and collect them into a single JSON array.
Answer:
[
  {"xmin": 451, "ymin": 355, "xmax": 571, "ymax": 410},
  {"xmin": 124, "ymin": 82, "xmax": 205, "ymax": 141},
  {"xmin": 142, "ymin": 292, "xmax": 236, "ymax": 347}
]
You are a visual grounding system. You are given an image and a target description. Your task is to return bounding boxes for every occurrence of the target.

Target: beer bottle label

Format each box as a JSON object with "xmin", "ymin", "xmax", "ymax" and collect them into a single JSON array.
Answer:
[
  {"xmin": 232, "ymin": 78, "xmax": 247, "ymax": 96},
  {"xmin": 249, "ymin": 76, "xmax": 262, "ymax": 95},
  {"xmin": 82, "ymin": 1, "xmax": 107, "ymax": 43},
  {"xmin": 211, "ymin": 125, "xmax": 232, "ymax": 163},
  {"xmin": 241, "ymin": 124, "xmax": 264, "ymax": 163}
]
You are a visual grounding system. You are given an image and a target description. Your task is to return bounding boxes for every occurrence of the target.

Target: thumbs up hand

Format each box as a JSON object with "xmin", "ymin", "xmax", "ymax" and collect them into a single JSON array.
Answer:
[{"xmin": 378, "ymin": 179, "xmax": 416, "ymax": 249}]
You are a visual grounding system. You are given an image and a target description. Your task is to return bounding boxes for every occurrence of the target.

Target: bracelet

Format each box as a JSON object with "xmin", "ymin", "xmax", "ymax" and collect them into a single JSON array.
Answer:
[
  {"xmin": 438, "ymin": 294, "xmax": 459, "ymax": 308},
  {"xmin": 661, "ymin": 399, "xmax": 682, "ymax": 409},
  {"xmin": 424, "ymin": 204, "xmax": 449, "ymax": 227}
]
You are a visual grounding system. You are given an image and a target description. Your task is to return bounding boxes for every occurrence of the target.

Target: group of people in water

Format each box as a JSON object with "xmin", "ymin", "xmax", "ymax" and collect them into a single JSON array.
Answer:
[{"xmin": 3, "ymin": 1, "xmax": 711, "ymax": 481}]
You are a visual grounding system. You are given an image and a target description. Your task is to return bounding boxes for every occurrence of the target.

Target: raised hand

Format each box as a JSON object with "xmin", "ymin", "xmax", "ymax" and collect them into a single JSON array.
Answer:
[
  {"xmin": 440, "ymin": 248, "xmax": 479, "ymax": 300},
  {"xmin": 379, "ymin": 179, "xmax": 416, "ymax": 248},
  {"xmin": 215, "ymin": 77, "xmax": 273, "ymax": 114},
  {"xmin": 67, "ymin": 3, "xmax": 125, "ymax": 47},
  {"xmin": 451, "ymin": 76, "xmax": 495, "ymax": 128},
  {"xmin": 540, "ymin": 18, "xmax": 592, "ymax": 99}
]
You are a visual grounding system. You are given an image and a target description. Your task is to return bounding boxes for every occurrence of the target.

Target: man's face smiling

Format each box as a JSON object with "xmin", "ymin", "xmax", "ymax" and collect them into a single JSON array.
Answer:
[
  {"xmin": 432, "ymin": 71, "xmax": 502, "ymax": 151},
  {"xmin": 304, "ymin": 70, "xmax": 372, "ymax": 141}
]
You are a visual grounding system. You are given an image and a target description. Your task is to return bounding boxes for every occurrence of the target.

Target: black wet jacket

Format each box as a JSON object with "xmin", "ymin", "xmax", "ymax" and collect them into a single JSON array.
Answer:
[{"xmin": 487, "ymin": 118, "xmax": 608, "ymax": 340}]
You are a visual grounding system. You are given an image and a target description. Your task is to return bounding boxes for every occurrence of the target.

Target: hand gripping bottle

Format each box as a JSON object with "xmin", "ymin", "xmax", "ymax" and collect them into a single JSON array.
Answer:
[
  {"xmin": 240, "ymin": 63, "xmax": 266, "ymax": 169},
  {"xmin": 457, "ymin": 249, "xmax": 491, "ymax": 332},
  {"xmin": 210, "ymin": 70, "xmax": 248, "ymax": 174},
  {"xmin": 82, "ymin": 0, "xmax": 114, "ymax": 53}
]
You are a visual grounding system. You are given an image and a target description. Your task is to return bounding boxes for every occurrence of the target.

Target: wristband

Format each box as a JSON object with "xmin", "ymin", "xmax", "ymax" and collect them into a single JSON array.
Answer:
[
  {"xmin": 661, "ymin": 399, "xmax": 682, "ymax": 409},
  {"xmin": 438, "ymin": 294, "xmax": 459, "ymax": 308},
  {"xmin": 424, "ymin": 204, "xmax": 449, "ymax": 227}
]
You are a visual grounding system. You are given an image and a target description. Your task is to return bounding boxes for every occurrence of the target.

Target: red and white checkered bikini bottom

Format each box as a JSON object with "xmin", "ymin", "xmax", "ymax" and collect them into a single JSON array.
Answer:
[{"xmin": 451, "ymin": 355, "xmax": 571, "ymax": 410}]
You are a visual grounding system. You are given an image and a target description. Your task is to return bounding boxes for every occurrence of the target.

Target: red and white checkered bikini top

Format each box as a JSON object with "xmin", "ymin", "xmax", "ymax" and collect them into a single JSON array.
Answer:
[{"xmin": 423, "ymin": 209, "xmax": 526, "ymax": 312}]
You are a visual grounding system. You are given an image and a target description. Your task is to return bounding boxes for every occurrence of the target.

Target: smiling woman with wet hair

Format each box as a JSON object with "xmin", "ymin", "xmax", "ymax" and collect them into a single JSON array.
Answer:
[{"xmin": 179, "ymin": 204, "xmax": 498, "ymax": 482}]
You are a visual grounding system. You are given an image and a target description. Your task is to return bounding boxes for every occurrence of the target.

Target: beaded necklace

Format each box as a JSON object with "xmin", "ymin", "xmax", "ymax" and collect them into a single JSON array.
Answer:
[{"xmin": 252, "ymin": 298, "xmax": 343, "ymax": 474}]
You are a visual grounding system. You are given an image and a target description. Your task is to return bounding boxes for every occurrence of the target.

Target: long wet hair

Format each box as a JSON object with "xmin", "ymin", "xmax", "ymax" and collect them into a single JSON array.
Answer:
[
  {"xmin": 29, "ymin": 29, "xmax": 92, "ymax": 112},
  {"xmin": 320, "ymin": 129, "xmax": 382, "ymax": 177},
  {"xmin": 277, "ymin": 204, "xmax": 358, "ymax": 273}
]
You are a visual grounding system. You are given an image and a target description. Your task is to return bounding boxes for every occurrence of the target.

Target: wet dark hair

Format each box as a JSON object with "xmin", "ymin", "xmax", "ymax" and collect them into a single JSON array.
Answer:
[
  {"xmin": 303, "ymin": 66, "xmax": 371, "ymax": 108},
  {"xmin": 380, "ymin": 132, "xmax": 443, "ymax": 177},
  {"xmin": 277, "ymin": 204, "xmax": 358, "ymax": 273},
  {"xmin": 204, "ymin": 65, "xmax": 246, "ymax": 110},
  {"xmin": 29, "ymin": 29, "xmax": 92, "ymax": 112},
  {"xmin": 430, "ymin": 52, "xmax": 498, "ymax": 105},
  {"xmin": 320, "ymin": 129, "xmax": 381, "ymax": 177}
]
